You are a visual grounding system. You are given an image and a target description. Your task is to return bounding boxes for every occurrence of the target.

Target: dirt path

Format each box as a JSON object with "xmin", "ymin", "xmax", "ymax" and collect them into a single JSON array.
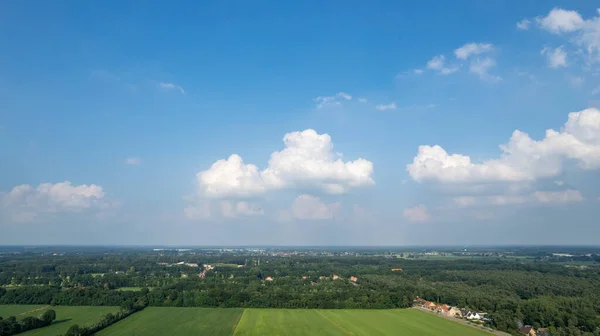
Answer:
[
  {"xmin": 413, "ymin": 307, "xmax": 511, "ymax": 336},
  {"xmin": 17, "ymin": 305, "xmax": 50, "ymax": 317}
]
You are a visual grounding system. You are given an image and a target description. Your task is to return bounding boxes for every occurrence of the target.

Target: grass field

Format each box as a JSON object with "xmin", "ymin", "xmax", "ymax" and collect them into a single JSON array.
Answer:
[
  {"xmin": 96, "ymin": 307, "xmax": 244, "ymax": 336},
  {"xmin": 0, "ymin": 305, "xmax": 121, "ymax": 336},
  {"xmin": 234, "ymin": 309, "xmax": 492, "ymax": 336},
  {"xmin": 0, "ymin": 305, "xmax": 47, "ymax": 317},
  {"xmin": 2, "ymin": 305, "xmax": 493, "ymax": 335}
]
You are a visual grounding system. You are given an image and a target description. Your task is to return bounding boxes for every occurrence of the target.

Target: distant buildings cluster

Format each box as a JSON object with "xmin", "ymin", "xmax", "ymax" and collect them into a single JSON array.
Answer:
[{"xmin": 415, "ymin": 297, "xmax": 489, "ymax": 322}]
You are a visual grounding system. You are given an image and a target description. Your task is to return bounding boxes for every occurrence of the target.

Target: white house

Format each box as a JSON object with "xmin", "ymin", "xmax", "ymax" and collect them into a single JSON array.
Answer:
[{"xmin": 466, "ymin": 312, "xmax": 481, "ymax": 320}]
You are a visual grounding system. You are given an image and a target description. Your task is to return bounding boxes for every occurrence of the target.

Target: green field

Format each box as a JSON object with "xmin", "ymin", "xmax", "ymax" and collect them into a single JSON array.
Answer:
[
  {"xmin": 96, "ymin": 307, "xmax": 244, "ymax": 336},
  {"xmin": 2, "ymin": 306, "xmax": 494, "ymax": 335},
  {"xmin": 0, "ymin": 305, "xmax": 47, "ymax": 317},
  {"xmin": 234, "ymin": 309, "xmax": 492, "ymax": 336},
  {"xmin": 0, "ymin": 305, "xmax": 121, "ymax": 336}
]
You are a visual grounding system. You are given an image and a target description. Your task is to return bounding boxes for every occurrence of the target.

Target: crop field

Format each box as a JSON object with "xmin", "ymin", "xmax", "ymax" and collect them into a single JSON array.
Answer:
[
  {"xmin": 96, "ymin": 307, "xmax": 244, "ymax": 336},
  {"xmin": 233, "ymin": 309, "xmax": 492, "ymax": 336},
  {"xmin": 14, "ymin": 305, "xmax": 120, "ymax": 336}
]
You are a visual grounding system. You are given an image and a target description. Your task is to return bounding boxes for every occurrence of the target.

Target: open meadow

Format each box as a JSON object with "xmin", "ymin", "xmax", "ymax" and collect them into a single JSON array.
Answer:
[
  {"xmin": 0, "ymin": 304, "xmax": 47, "ymax": 317},
  {"xmin": 96, "ymin": 307, "xmax": 244, "ymax": 336},
  {"xmin": 0, "ymin": 305, "xmax": 121, "ymax": 336}
]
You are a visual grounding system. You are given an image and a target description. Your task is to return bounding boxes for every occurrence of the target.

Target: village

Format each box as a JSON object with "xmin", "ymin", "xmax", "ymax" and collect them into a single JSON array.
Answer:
[{"xmin": 415, "ymin": 297, "xmax": 551, "ymax": 336}]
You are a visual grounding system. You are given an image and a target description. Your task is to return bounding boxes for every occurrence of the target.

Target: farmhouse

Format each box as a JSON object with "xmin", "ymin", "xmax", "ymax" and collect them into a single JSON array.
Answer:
[
  {"xmin": 349, "ymin": 276, "xmax": 358, "ymax": 282},
  {"xmin": 302, "ymin": 275, "xmax": 309, "ymax": 279},
  {"xmin": 466, "ymin": 312, "xmax": 481, "ymax": 320},
  {"xmin": 265, "ymin": 276, "xmax": 274, "ymax": 281},
  {"xmin": 391, "ymin": 268, "xmax": 403, "ymax": 272},
  {"xmin": 519, "ymin": 325, "xmax": 536, "ymax": 335},
  {"xmin": 446, "ymin": 307, "xmax": 461, "ymax": 317},
  {"xmin": 332, "ymin": 274, "xmax": 340, "ymax": 280}
]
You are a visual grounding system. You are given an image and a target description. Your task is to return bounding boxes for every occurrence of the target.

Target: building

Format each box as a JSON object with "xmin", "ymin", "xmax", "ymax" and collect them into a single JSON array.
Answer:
[
  {"xmin": 519, "ymin": 325, "xmax": 536, "ymax": 336},
  {"xmin": 265, "ymin": 276, "xmax": 274, "ymax": 281},
  {"xmin": 302, "ymin": 275, "xmax": 309, "ymax": 279},
  {"xmin": 185, "ymin": 263, "xmax": 199, "ymax": 267},
  {"xmin": 466, "ymin": 312, "xmax": 481, "ymax": 320},
  {"xmin": 391, "ymin": 268, "xmax": 403, "ymax": 272},
  {"xmin": 332, "ymin": 274, "xmax": 340, "ymax": 280},
  {"xmin": 446, "ymin": 307, "xmax": 461, "ymax": 317},
  {"xmin": 537, "ymin": 328, "xmax": 550, "ymax": 336},
  {"xmin": 349, "ymin": 276, "xmax": 358, "ymax": 282},
  {"xmin": 319, "ymin": 276, "xmax": 326, "ymax": 280}
]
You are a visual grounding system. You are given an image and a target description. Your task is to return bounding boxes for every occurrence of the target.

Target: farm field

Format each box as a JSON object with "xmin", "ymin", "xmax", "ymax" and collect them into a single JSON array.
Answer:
[
  {"xmin": 96, "ymin": 307, "xmax": 244, "ymax": 336},
  {"xmin": 7, "ymin": 305, "xmax": 120, "ymax": 336},
  {"xmin": 0, "ymin": 304, "xmax": 47, "ymax": 317},
  {"xmin": 234, "ymin": 308, "xmax": 492, "ymax": 336}
]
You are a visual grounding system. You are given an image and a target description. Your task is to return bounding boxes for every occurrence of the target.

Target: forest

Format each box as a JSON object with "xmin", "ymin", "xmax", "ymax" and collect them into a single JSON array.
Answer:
[{"xmin": 0, "ymin": 247, "xmax": 599, "ymax": 336}]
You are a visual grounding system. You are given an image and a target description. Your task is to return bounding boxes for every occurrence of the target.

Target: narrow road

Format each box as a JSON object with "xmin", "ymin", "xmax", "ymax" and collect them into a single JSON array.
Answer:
[{"xmin": 412, "ymin": 307, "xmax": 512, "ymax": 336}]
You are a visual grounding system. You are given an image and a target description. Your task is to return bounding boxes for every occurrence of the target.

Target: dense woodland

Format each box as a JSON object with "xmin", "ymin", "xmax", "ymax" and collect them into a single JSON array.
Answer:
[{"xmin": 0, "ymin": 247, "xmax": 599, "ymax": 336}]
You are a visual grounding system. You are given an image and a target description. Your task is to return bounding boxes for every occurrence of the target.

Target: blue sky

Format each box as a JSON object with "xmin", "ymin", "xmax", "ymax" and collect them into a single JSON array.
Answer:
[{"xmin": 1, "ymin": 1, "xmax": 600, "ymax": 245}]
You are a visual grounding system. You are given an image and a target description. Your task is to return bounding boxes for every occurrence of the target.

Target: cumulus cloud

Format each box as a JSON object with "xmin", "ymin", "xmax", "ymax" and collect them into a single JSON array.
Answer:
[
  {"xmin": 314, "ymin": 92, "xmax": 352, "ymax": 109},
  {"xmin": 517, "ymin": 19, "xmax": 531, "ymax": 30},
  {"xmin": 469, "ymin": 57, "xmax": 501, "ymax": 82},
  {"xmin": 537, "ymin": 8, "xmax": 585, "ymax": 33},
  {"xmin": 426, "ymin": 55, "xmax": 459, "ymax": 75},
  {"xmin": 454, "ymin": 43, "xmax": 494, "ymax": 60},
  {"xmin": 1, "ymin": 182, "xmax": 107, "ymax": 222},
  {"xmin": 413, "ymin": 69, "xmax": 424, "ymax": 74},
  {"xmin": 125, "ymin": 157, "xmax": 140, "ymax": 165},
  {"xmin": 195, "ymin": 129, "xmax": 374, "ymax": 198},
  {"xmin": 535, "ymin": 8, "xmax": 600, "ymax": 63},
  {"xmin": 358, "ymin": 98, "xmax": 368, "ymax": 103},
  {"xmin": 541, "ymin": 46, "xmax": 568, "ymax": 68},
  {"xmin": 407, "ymin": 108, "xmax": 600, "ymax": 183},
  {"xmin": 375, "ymin": 102, "xmax": 397, "ymax": 111},
  {"xmin": 158, "ymin": 82, "xmax": 185, "ymax": 94},
  {"xmin": 403, "ymin": 204, "xmax": 430, "ymax": 222}
]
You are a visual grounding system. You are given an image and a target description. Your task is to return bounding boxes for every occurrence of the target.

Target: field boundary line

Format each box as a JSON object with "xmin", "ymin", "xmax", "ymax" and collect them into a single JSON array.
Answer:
[
  {"xmin": 230, "ymin": 308, "xmax": 246, "ymax": 335},
  {"xmin": 17, "ymin": 305, "xmax": 50, "ymax": 316},
  {"xmin": 315, "ymin": 310, "xmax": 355, "ymax": 336}
]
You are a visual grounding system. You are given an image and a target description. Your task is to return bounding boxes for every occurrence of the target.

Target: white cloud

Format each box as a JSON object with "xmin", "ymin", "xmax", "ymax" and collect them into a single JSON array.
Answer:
[
  {"xmin": 1, "ymin": 182, "xmax": 107, "ymax": 222},
  {"xmin": 488, "ymin": 195, "xmax": 528, "ymax": 205},
  {"xmin": 287, "ymin": 194, "xmax": 341, "ymax": 220},
  {"xmin": 407, "ymin": 108, "xmax": 600, "ymax": 183},
  {"xmin": 554, "ymin": 180, "xmax": 565, "ymax": 186},
  {"xmin": 158, "ymin": 82, "xmax": 185, "ymax": 94},
  {"xmin": 534, "ymin": 189, "xmax": 584, "ymax": 203},
  {"xmin": 375, "ymin": 102, "xmax": 397, "ymax": 111},
  {"xmin": 314, "ymin": 92, "xmax": 352, "ymax": 109},
  {"xmin": 358, "ymin": 98, "xmax": 368, "ymax": 103},
  {"xmin": 403, "ymin": 204, "xmax": 430, "ymax": 222},
  {"xmin": 124, "ymin": 157, "xmax": 140, "ymax": 165},
  {"xmin": 426, "ymin": 55, "xmax": 459, "ymax": 75},
  {"xmin": 536, "ymin": 8, "xmax": 600, "ymax": 63},
  {"xmin": 517, "ymin": 19, "xmax": 531, "ymax": 30},
  {"xmin": 453, "ymin": 196, "xmax": 478, "ymax": 207},
  {"xmin": 454, "ymin": 43, "xmax": 494, "ymax": 60},
  {"xmin": 414, "ymin": 69, "xmax": 424, "ymax": 74},
  {"xmin": 537, "ymin": 8, "xmax": 585, "ymax": 33},
  {"xmin": 195, "ymin": 129, "xmax": 374, "ymax": 198},
  {"xmin": 469, "ymin": 57, "xmax": 501, "ymax": 82},
  {"xmin": 220, "ymin": 200, "xmax": 264, "ymax": 217},
  {"xmin": 541, "ymin": 46, "xmax": 568, "ymax": 68},
  {"xmin": 453, "ymin": 189, "xmax": 583, "ymax": 207}
]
